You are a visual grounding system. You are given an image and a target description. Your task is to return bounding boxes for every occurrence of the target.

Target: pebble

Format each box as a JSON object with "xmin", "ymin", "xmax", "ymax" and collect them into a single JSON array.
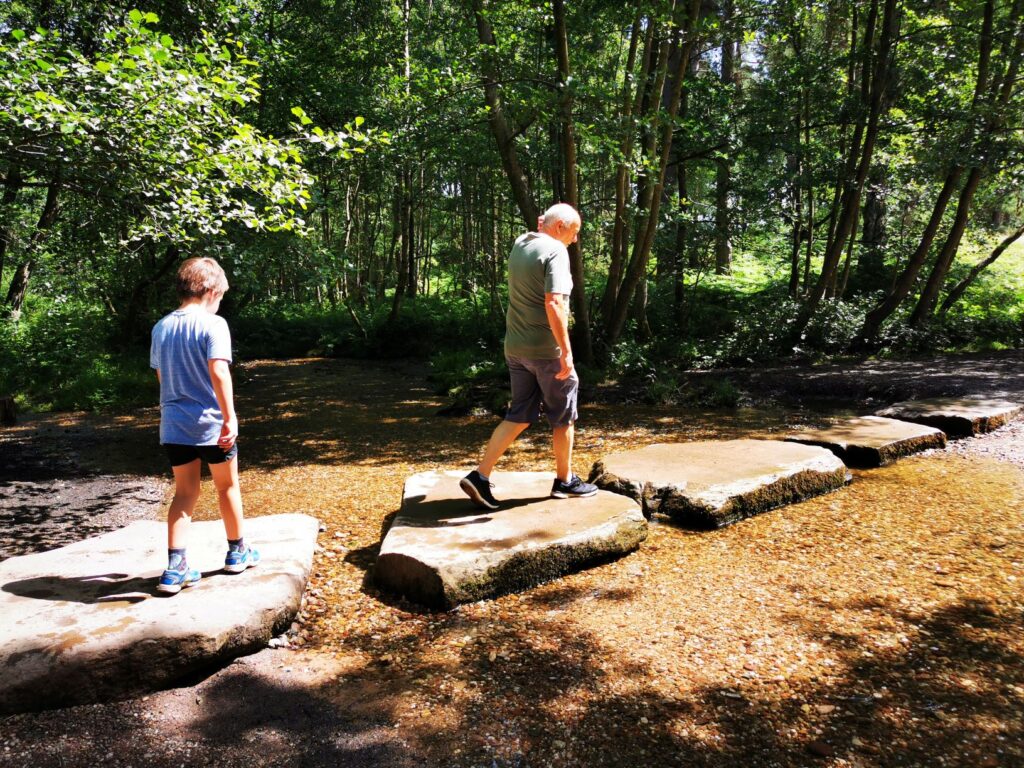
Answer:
[{"xmin": 807, "ymin": 740, "xmax": 834, "ymax": 758}]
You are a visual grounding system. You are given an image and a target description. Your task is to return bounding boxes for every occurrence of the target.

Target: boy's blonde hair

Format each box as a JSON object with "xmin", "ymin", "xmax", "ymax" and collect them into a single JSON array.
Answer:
[{"xmin": 176, "ymin": 257, "xmax": 228, "ymax": 300}]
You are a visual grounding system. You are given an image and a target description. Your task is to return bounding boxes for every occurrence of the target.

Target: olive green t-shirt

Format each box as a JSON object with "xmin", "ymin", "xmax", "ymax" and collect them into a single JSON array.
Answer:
[{"xmin": 504, "ymin": 232, "xmax": 574, "ymax": 359}]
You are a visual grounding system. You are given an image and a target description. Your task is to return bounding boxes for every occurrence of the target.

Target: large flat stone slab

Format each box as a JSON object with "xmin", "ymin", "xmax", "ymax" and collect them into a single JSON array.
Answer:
[
  {"xmin": 590, "ymin": 440, "xmax": 847, "ymax": 528},
  {"xmin": 785, "ymin": 415, "xmax": 946, "ymax": 467},
  {"xmin": 375, "ymin": 471, "xmax": 647, "ymax": 609},
  {"xmin": 877, "ymin": 397, "xmax": 1021, "ymax": 438},
  {"xmin": 0, "ymin": 513, "xmax": 318, "ymax": 714}
]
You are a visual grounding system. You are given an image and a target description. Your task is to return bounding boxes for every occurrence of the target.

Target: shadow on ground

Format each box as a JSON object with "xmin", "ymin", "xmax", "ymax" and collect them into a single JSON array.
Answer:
[{"xmin": 2, "ymin": 593, "xmax": 1019, "ymax": 767}]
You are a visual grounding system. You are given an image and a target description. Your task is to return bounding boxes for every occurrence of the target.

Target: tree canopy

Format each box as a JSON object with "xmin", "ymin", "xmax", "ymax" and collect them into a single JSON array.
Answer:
[{"xmin": 1, "ymin": 0, "xmax": 1022, "ymax": 409}]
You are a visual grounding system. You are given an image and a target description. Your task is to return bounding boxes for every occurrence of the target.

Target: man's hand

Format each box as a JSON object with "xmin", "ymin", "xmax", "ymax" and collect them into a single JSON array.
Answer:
[
  {"xmin": 218, "ymin": 418, "xmax": 238, "ymax": 450},
  {"xmin": 556, "ymin": 352, "xmax": 574, "ymax": 380}
]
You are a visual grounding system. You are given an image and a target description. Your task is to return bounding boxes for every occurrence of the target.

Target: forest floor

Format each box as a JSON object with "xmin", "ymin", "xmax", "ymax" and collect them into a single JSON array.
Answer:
[{"xmin": 1, "ymin": 350, "xmax": 1022, "ymax": 768}]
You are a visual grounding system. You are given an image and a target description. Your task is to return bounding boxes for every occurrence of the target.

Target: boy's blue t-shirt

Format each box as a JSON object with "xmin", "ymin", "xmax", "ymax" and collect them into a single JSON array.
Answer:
[{"xmin": 150, "ymin": 306, "xmax": 233, "ymax": 446}]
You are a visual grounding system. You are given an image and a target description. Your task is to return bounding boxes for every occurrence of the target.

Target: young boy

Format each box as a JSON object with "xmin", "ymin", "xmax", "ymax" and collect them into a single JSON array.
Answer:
[{"xmin": 150, "ymin": 256, "xmax": 259, "ymax": 594}]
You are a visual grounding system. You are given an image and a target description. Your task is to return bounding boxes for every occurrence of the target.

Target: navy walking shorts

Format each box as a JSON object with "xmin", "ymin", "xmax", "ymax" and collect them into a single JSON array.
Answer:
[{"xmin": 504, "ymin": 355, "xmax": 579, "ymax": 427}]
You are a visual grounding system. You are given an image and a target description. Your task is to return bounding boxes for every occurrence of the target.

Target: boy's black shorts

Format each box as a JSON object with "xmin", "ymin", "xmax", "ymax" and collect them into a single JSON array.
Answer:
[{"xmin": 164, "ymin": 443, "xmax": 238, "ymax": 467}]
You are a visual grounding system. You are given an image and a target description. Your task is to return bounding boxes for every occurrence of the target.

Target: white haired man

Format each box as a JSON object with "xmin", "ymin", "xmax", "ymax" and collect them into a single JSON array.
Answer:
[{"xmin": 461, "ymin": 203, "xmax": 598, "ymax": 509}]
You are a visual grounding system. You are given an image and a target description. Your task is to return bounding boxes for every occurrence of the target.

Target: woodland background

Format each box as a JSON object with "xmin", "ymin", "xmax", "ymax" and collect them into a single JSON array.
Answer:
[{"xmin": 1, "ymin": 0, "xmax": 1022, "ymax": 411}]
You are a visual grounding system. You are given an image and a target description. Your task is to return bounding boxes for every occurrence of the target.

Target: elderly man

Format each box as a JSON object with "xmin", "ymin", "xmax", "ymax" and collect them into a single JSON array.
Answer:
[{"xmin": 461, "ymin": 203, "xmax": 598, "ymax": 509}]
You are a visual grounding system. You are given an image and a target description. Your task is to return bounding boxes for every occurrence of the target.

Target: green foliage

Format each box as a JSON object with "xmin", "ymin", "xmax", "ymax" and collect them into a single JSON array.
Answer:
[
  {"xmin": 2, "ymin": 2, "xmax": 1022, "ymax": 415},
  {"xmin": 694, "ymin": 378, "xmax": 743, "ymax": 408},
  {"xmin": 428, "ymin": 347, "xmax": 508, "ymax": 415},
  {"xmin": 230, "ymin": 305, "xmax": 357, "ymax": 360},
  {"xmin": 365, "ymin": 299, "xmax": 504, "ymax": 360},
  {"xmin": 230, "ymin": 295, "xmax": 504, "ymax": 362},
  {"xmin": 0, "ymin": 14, "xmax": 372, "ymax": 244},
  {"xmin": 0, "ymin": 298, "xmax": 156, "ymax": 410}
]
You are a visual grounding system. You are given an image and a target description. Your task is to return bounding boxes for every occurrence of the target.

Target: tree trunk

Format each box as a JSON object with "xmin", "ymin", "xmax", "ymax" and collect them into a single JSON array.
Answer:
[
  {"xmin": 390, "ymin": 174, "xmax": 410, "ymax": 321},
  {"xmin": 859, "ymin": 168, "xmax": 963, "ymax": 341},
  {"xmin": 602, "ymin": 10, "xmax": 651, "ymax": 322},
  {"xmin": 5, "ymin": 173, "xmax": 61, "ymax": 317},
  {"xmin": 835, "ymin": 212, "xmax": 857, "ymax": 299},
  {"xmin": 0, "ymin": 165, "xmax": 23, "ymax": 282},
  {"xmin": 908, "ymin": 167, "xmax": 984, "ymax": 325},
  {"xmin": 858, "ymin": 0, "xmax": 1002, "ymax": 342},
  {"xmin": 605, "ymin": 0, "xmax": 702, "ymax": 346},
  {"xmin": 854, "ymin": 166, "xmax": 887, "ymax": 293},
  {"xmin": 909, "ymin": 2, "xmax": 1023, "ymax": 325},
  {"xmin": 120, "ymin": 244, "xmax": 180, "ymax": 345},
  {"xmin": 553, "ymin": 0, "xmax": 593, "ymax": 365},
  {"xmin": 471, "ymin": 0, "xmax": 539, "ymax": 230},
  {"xmin": 713, "ymin": 0, "xmax": 736, "ymax": 275},
  {"xmin": 789, "ymin": 176, "xmax": 803, "ymax": 297},
  {"xmin": 797, "ymin": 0, "xmax": 896, "ymax": 331},
  {"xmin": 939, "ymin": 224, "xmax": 1024, "ymax": 315}
]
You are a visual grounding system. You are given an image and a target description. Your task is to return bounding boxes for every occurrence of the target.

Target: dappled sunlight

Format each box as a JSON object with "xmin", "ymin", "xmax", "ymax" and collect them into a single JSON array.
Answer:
[{"xmin": 3, "ymin": 358, "xmax": 1022, "ymax": 766}]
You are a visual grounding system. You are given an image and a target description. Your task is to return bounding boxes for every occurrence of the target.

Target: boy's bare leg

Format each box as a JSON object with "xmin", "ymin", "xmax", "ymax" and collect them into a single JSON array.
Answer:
[
  {"xmin": 476, "ymin": 420, "xmax": 530, "ymax": 477},
  {"xmin": 168, "ymin": 459, "xmax": 201, "ymax": 549},
  {"xmin": 552, "ymin": 423, "xmax": 574, "ymax": 482},
  {"xmin": 209, "ymin": 457, "xmax": 244, "ymax": 541}
]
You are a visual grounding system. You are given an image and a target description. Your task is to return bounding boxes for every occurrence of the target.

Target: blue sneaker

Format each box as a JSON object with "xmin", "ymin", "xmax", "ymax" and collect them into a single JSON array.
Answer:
[
  {"xmin": 156, "ymin": 566, "xmax": 201, "ymax": 595},
  {"xmin": 224, "ymin": 546, "xmax": 260, "ymax": 574}
]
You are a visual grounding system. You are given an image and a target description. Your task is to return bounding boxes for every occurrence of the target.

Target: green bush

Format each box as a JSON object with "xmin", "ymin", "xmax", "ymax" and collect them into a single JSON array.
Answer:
[
  {"xmin": 0, "ymin": 297, "xmax": 157, "ymax": 411},
  {"xmin": 428, "ymin": 346, "xmax": 509, "ymax": 415},
  {"xmin": 232, "ymin": 296, "xmax": 504, "ymax": 361}
]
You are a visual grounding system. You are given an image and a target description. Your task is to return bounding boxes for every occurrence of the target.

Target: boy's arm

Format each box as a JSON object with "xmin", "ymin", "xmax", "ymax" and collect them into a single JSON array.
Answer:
[{"xmin": 208, "ymin": 359, "xmax": 237, "ymax": 449}]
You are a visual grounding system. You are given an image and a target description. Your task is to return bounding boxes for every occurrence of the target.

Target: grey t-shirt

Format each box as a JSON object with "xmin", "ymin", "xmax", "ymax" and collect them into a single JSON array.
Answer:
[{"xmin": 504, "ymin": 232, "xmax": 573, "ymax": 359}]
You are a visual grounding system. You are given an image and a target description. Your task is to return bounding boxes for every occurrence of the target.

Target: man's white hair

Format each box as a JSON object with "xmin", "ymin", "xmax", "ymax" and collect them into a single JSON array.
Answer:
[{"xmin": 542, "ymin": 203, "xmax": 581, "ymax": 228}]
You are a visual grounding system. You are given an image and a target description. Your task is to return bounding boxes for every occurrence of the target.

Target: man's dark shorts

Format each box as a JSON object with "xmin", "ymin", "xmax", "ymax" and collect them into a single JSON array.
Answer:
[
  {"xmin": 164, "ymin": 443, "xmax": 238, "ymax": 467},
  {"xmin": 504, "ymin": 355, "xmax": 578, "ymax": 427}
]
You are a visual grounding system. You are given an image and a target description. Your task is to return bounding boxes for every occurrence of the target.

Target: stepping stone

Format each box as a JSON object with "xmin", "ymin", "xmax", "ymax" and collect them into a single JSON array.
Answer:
[
  {"xmin": 784, "ymin": 415, "xmax": 946, "ymax": 467},
  {"xmin": 590, "ymin": 440, "xmax": 847, "ymax": 528},
  {"xmin": 0, "ymin": 513, "xmax": 318, "ymax": 714},
  {"xmin": 375, "ymin": 471, "xmax": 646, "ymax": 609},
  {"xmin": 877, "ymin": 397, "xmax": 1021, "ymax": 438}
]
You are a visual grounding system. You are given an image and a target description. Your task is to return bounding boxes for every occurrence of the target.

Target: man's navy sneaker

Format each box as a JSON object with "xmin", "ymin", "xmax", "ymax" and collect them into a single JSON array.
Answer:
[
  {"xmin": 460, "ymin": 470, "xmax": 500, "ymax": 510},
  {"xmin": 156, "ymin": 566, "xmax": 201, "ymax": 595},
  {"xmin": 224, "ymin": 546, "xmax": 261, "ymax": 573},
  {"xmin": 551, "ymin": 474, "xmax": 598, "ymax": 499}
]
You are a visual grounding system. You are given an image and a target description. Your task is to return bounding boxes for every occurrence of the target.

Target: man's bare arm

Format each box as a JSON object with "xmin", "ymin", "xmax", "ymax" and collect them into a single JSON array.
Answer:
[{"xmin": 545, "ymin": 291, "xmax": 574, "ymax": 380}]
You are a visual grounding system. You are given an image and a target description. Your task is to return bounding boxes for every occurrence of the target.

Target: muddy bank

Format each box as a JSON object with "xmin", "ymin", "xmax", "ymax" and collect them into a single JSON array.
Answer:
[
  {"xmin": 0, "ymin": 414, "xmax": 166, "ymax": 560},
  {"xmin": 704, "ymin": 349, "xmax": 1024, "ymax": 405}
]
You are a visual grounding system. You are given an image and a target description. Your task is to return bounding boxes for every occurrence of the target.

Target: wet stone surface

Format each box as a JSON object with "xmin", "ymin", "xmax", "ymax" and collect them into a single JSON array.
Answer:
[
  {"xmin": 877, "ymin": 397, "xmax": 1021, "ymax": 438},
  {"xmin": 375, "ymin": 471, "xmax": 647, "ymax": 609},
  {"xmin": 590, "ymin": 439, "xmax": 848, "ymax": 528},
  {"xmin": 0, "ymin": 514, "xmax": 319, "ymax": 714},
  {"xmin": 784, "ymin": 415, "xmax": 947, "ymax": 467}
]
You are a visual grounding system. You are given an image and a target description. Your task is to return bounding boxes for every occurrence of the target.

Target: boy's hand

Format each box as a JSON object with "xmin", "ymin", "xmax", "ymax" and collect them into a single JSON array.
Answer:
[{"xmin": 218, "ymin": 419, "xmax": 238, "ymax": 449}]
